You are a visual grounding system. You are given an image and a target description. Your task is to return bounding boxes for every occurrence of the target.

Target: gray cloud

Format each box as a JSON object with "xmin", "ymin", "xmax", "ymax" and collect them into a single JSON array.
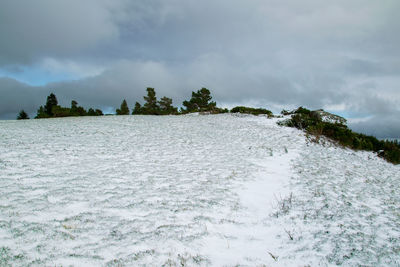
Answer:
[
  {"xmin": 349, "ymin": 115, "xmax": 400, "ymax": 139},
  {"xmin": 0, "ymin": 0, "xmax": 399, "ymax": 137},
  {"xmin": 0, "ymin": 78, "xmax": 47, "ymax": 118},
  {"xmin": 0, "ymin": 0, "xmax": 118, "ymax": 65}
]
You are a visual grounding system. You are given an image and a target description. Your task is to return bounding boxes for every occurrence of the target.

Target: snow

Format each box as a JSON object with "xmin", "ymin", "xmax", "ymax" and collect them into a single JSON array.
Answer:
[{"xmin": 0, "ymin": 114, "xmax": 399, "ymax": 266}]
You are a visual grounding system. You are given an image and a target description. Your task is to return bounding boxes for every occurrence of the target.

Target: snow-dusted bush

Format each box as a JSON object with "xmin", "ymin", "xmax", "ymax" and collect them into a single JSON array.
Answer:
[{"xmin": 280, "ymin": 107, "xmax": 400, "ymax": 164}]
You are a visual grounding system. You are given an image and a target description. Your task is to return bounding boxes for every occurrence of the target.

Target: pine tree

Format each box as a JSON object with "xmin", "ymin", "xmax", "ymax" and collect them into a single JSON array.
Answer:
[
  {"xmin": 194, "ymin": 88, "xmax": 213, "ymax": 110},
  {"xmin": 70, "ymin": 100, "xmax": 77, "ymax": 114},
  {"xmin": 17, "ymin": 110, "xmax": 29, "ymax": 120},
  {"xmin": 87, "ymin": 108, "xmax": 96, "ymax": 116},
  {"xmin": 181, "ymin": 100, "xmax": 196, "ymax": 113},
  {"xmin": 116, "ymin": 99, "xmax": 130, "ymax": 115},
  {"xmin": 69, "ymin": 100, "xmax": 87, "ymax": 116},
  {"xmin": 182, "ymin": 88, "xmax": 216, "ymax": 113},
  {"xmin": 132, "ymin": 102, "xmax": 143, "ymax": 115},
  {"xmin": 75, "ymin": 106, "xmax": 87, "ymax": 116},
  {"xmin": 71, "ymin": 100, "xmax": 78, "ymax": 109},
  {"xmin": 87, "ymin": 108, "xmax": 103, "ymax": 116},
  {"xmin": 52, "ymin": 106, "xmax": 71, "ymax": 117},
  {"xmin": 45, "ymin": 93, "xmax": 58, "ymax": 116},
  {"xmin": 35, "ymin": 106, "xmax": 49, "ymax": 119},
  {"xmin": 70, "ymin": 100, "xmax": 78, "ymax": 116},
  {"xmin": 143, "ymin": 88, "xmax": 159, "ymax": 115},
  {"xmin": 158, "ymin": 96, "xmax": 178, "ymax": 115}
]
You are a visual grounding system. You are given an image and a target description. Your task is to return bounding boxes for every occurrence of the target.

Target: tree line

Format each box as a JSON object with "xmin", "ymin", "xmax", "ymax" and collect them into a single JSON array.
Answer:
[
  {"xmin": 17, "ymin": 93, "xmax": 104, "ymax": 120},
  {"xmin": 17, "ymin": 87, "xmax": 273, "ymax": 119},
  {"xmin": 33, "ymin": 93, "xmax": 104, "ymax": 119},
  {"xmin": 118, "ymin": 87, "xmax": 227, "ymax": 115}
]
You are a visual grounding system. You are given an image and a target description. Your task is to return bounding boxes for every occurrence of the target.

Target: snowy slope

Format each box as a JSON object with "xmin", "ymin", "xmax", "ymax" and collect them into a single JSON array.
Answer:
[{"xmin": 0, "ymin": 114, "xmax": 399, "ymax": 266}]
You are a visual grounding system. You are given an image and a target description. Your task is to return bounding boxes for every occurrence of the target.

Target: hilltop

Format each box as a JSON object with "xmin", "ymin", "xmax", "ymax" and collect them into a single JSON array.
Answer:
[{"xmin": 0, "ymin": 114, "xmax": 399, "ymax": 266}]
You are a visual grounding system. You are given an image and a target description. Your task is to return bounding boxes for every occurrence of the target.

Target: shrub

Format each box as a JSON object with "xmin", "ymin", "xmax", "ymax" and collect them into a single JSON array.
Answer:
[
  {"xmin": 294, "ymin": 106, "xmax": 312, "ymax": 115},
  {"xmin": 17, "ymin": 110, "xmax": 29, "ymax": 120},
  {"xmin": 95, "ymin": 109, "xmax": 103, "ymax": 116},
  {"xmin": 214, "ymin": 107, "xmax": 229, "ymax": 114},
  {"xmin": 281, "ymin": 107, "xmax": 400, "ymax": 164},
  {"xmin": 230, "ymin": 106, "xmax": 273, "ymax": 117}
]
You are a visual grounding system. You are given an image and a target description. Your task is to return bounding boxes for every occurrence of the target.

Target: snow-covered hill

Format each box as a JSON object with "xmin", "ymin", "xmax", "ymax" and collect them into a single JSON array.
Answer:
[{"xmin": 0, "ymin": 114, "xmax": 399, "ymax": 266}]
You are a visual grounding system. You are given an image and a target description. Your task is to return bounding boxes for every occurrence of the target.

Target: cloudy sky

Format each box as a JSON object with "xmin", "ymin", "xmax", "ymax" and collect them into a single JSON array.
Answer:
[{"xmin": 0, "ymin": 0, "xmax": 399, "ymax": 138}]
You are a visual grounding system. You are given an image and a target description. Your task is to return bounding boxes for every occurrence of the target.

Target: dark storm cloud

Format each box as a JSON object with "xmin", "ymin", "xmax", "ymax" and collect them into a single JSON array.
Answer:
[
  {"xmin": 349, "ymin": 115, "xmax": 400, "ymax": 139},
  {"xmin": 0, "ymin": 0, "xmax": 399, "ymax": 137},
  {"xmin": 0, "ymin": 78, "xmax": 47, "ymax": 118}
]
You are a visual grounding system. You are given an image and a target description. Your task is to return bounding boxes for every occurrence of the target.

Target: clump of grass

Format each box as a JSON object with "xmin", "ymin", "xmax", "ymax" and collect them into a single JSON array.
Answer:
[
  {"xmin": 272, "ymin": 193, "xmax": 294, "ymax": 218},
  {"xmin": 284, "ymin": 228, "xmax": 294, "ymax": 240},
  {"xmin": 267, "ymin": 251, "xmax": 279, "ymax": 261}
]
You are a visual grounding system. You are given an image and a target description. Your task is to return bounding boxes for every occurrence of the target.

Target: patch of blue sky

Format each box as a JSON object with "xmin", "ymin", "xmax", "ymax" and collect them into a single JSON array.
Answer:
[
  {"xmin": 102, "ymin": 106, "xmax": 116, "ymax": 115},
  {"xmin": 0, "ymin": 66, "xmax": 77, "ymax": 86}
]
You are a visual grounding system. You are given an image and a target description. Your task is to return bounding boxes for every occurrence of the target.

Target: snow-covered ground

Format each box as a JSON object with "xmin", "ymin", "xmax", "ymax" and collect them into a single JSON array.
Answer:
[{"xmin": 0, "ymin": 114, "xmax": 399, "ymax": 266}]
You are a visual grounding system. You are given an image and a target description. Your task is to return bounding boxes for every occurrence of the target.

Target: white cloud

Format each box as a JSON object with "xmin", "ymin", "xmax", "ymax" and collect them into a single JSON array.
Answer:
[{"xmin": 39, "ymin": 58, "xmax": 106, "ymax": 79}]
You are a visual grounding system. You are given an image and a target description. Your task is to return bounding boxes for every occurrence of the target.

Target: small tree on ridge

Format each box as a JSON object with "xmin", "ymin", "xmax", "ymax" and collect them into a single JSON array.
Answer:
[
  {"xmin": 45, "ymin": 93, "xmax": 58, "ymax": 116},
  {"xmin": 182, "ymin": 88, "xmax": 216, "ymax": 113},
  {"xmin": 158, "ymin": 96, "xmax": 178, "ymax": 115},
  {"xmin": 143, "ymin": 88, "xmax": 159, "ymax": 115},
  {"xmin": 17, "ymin": 110, "xmax": 29, "ymax": 120},
  {"xmin": 116, "ymin": 99, "xmax": 130, "ymax": 115}
]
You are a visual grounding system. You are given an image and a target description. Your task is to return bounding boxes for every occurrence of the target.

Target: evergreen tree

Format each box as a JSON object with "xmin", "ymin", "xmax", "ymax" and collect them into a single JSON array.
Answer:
[
  {"xmin": 87, "ymin": 108, "xmax": 96, "ymax": 116},
  {"xmin": 143, "ymin": 88, "xmax": 159, "ymax": 114},
  {"xmin": 70, "ymin": 100, "xmax": 78, "ymax": 116},
  {"xmin": 35, "ymin": 106, "xmax": 49, "ymax": 119},
  {"xmin": 182, "ymin": 88, "xmax": 216, "ymax": 113},
  {"xmin": 70, "ymin": 100, "xmax": 78, "ymax": 114},
  {"xmin": 132, "ymin": 102, "xmax": 143, "ymax": 115},
  {"xmin": 71, "ymin": 100, "xmax": 78, "ymax": 109},
  {"xmin": 158, "ymin": 96, "xmax": 178, "ymax": 115},
  {"xmin": 194, "ymin": 88, "xmax": 214, "ymax": 110},
  {"xmin": 75, "ymin": 106, "xmax": 87, "ymax": 116},
  {"xmin": 116, "ymin": 99, "xmax": 130, "ymax": 115},
  {"xmin": 45, "ymin": 93, "xmax": 58, "ymax": 116},
  {"xmin": 52, "ymin": 105, "xmax": 70, "ymax": 117},
  {"xmin": 87, "ymin": 108, "xmax": 103, "ymax": 116},
  {"xmin": 69, "ymin": 100, "xmax": 87, "ymax": 116},
  {"xmin": 34, "ymin": 96, "xmax": 96, "ymax": 118},
  {"xmin": 181, "ymin": 99, "xmax": 196, "ymax": 113},
  {"xmin": 17, "ymin": 110, "xmax": 29, "ymax": 120}
]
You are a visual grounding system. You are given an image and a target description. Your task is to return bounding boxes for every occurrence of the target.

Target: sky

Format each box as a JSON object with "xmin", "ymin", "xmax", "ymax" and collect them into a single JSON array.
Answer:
[{"xmin": 0, "ymin": 0, "xmax": 399, "ymax": 138}]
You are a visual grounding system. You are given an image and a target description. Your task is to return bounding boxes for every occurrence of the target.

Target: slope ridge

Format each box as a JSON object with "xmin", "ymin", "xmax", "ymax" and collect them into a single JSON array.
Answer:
[{"xmin": 0, "ymin": 115, "xmax": 398, "ymax": 266}]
